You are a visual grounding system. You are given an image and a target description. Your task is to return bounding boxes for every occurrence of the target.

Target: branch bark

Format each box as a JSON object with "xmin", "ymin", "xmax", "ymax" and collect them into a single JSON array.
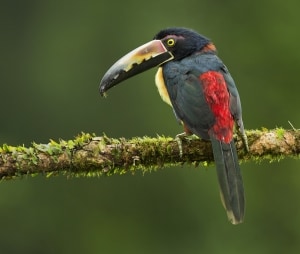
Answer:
[{"xmin": 0, "ymin": 128, "xmax": 299, "ymax": 180}]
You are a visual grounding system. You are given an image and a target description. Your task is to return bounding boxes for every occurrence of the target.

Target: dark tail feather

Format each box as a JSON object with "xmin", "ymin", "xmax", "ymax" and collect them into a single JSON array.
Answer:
[{"xmin": 210, "ymin": 136, "xmax": 245, "ymax": 224}]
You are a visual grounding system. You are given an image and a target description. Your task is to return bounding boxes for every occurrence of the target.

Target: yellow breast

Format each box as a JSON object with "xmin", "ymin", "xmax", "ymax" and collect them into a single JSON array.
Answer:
[{"xmin": 155, "ymin": 67, "xmax": 172, "ymax": 106}]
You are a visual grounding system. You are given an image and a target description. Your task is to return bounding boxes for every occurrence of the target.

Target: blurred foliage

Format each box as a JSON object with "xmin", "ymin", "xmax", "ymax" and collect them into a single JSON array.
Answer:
[{"xmin": 0, "ymin": 0, "xmax": 300, "ymax": 253}]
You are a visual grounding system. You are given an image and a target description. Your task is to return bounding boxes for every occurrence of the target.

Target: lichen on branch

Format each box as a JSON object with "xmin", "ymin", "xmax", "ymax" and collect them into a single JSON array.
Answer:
[{"xmin": 0, "ymin": 129, "xmax": 299, "ymax": 180}]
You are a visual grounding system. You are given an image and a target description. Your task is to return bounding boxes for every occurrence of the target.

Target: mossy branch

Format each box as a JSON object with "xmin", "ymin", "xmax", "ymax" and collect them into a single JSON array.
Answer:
[{"xmin": 0, "ymin": 128, "xmax": 299, "ymax": 180}]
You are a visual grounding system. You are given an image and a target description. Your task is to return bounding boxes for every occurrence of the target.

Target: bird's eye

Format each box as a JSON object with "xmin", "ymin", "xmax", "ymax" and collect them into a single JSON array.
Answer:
[{"xmin": 166, "ymin": 38, "xmax": 175, "ymax": 47}]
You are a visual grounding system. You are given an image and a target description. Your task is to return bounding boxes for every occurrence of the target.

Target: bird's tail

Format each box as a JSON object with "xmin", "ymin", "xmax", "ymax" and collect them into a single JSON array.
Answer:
[{"xmin": 210, "ymin": 136, "xmax": 245, "ymax": 224}]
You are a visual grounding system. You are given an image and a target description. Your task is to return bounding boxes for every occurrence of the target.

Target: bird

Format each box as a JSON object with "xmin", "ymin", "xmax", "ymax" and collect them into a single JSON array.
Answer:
[{"xmin": 99, "ymin": 27, "xmax": 248, "ymax": 224}]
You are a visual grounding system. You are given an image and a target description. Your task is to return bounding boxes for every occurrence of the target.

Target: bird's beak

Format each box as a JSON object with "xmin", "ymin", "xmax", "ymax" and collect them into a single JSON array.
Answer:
[{"xmin": 99, "ymin": 40, "xmax": 174, "ymax": 96}]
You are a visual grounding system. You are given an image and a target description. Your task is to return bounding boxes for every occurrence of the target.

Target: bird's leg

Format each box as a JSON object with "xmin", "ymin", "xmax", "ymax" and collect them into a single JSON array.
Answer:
[
  {"xmin": 175, "ymin": 132, "xmax": 187, "ymax": 157},
  {"xmin": 175, "ymin": 124, "xmax": 198, "ymax": 157},
  {"xmin": 236, "ymin": 120, "xmax": 249, "ymax": 153},
  {"xmin": 241, "ymin": 132, "xmax": 249, "ymax": 153}
]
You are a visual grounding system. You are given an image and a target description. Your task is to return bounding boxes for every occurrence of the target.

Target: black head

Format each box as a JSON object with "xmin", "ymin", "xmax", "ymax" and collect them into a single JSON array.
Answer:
[{"xmin": 153, "ymin": 27, "xmax": 211, "ymax": 61}]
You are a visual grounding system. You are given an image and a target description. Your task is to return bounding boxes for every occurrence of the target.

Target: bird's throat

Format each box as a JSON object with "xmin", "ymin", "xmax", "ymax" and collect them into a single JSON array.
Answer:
[{"xmin": 155, "ymin": 67, "xmax": 172, "ymax": 106}]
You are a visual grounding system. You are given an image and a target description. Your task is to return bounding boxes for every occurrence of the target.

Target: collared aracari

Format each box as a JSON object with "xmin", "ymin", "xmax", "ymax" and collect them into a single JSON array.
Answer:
[{"xmin": 99, "ymin": 27, "xmax": 248, "ymax": 224}]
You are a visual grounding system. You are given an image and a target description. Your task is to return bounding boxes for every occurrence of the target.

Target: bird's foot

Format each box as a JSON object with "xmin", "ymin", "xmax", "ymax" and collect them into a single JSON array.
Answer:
[
  {"xmin": 175, "ymin": 133, "xmax": 198, "ymax": 157},
  {"xmin": 241, "ymin": 132, "xmax": 249, "ymax": 153},
  {"xmin": 236, "ymin": 120, "xmax": 249, "ymax": 153},
  {"xmin": 175, "ymin": 133, "xmax": 186, "ymax": 158}
]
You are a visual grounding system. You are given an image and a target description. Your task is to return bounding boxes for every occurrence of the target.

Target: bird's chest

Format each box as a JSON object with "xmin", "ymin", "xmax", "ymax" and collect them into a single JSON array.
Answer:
[{"xmin": 155, "ymin": 60, "xmax": 190, "ymax": 101}]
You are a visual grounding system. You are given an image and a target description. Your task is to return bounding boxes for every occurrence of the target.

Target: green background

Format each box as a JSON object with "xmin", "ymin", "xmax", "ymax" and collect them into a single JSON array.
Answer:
[{"xmin": 1, "ymin": 0, "xmax": 300, "ymax": 253}]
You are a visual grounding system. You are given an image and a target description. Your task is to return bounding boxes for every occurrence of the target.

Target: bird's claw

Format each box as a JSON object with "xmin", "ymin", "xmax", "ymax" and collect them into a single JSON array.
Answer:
[
  {"xmin": 175, "ymin": 133, "xmax": 186, "ymax": 157},
  {"xmin": 241, "ymin": 132, "xmax": 249, "ymax": 153},
  {"xmin": 236, "ymin": 120, "xmax": 249, "ymax": 153},
  {"xmin": 175, "ymin": 133, "xmax": 198, "ymax": 157}
]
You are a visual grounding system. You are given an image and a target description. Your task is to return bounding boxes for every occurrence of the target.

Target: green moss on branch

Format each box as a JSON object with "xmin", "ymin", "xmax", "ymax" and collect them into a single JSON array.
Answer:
[{"xmin": 0, "ymin": 129, "xmax": 299, "ymax": 180}]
